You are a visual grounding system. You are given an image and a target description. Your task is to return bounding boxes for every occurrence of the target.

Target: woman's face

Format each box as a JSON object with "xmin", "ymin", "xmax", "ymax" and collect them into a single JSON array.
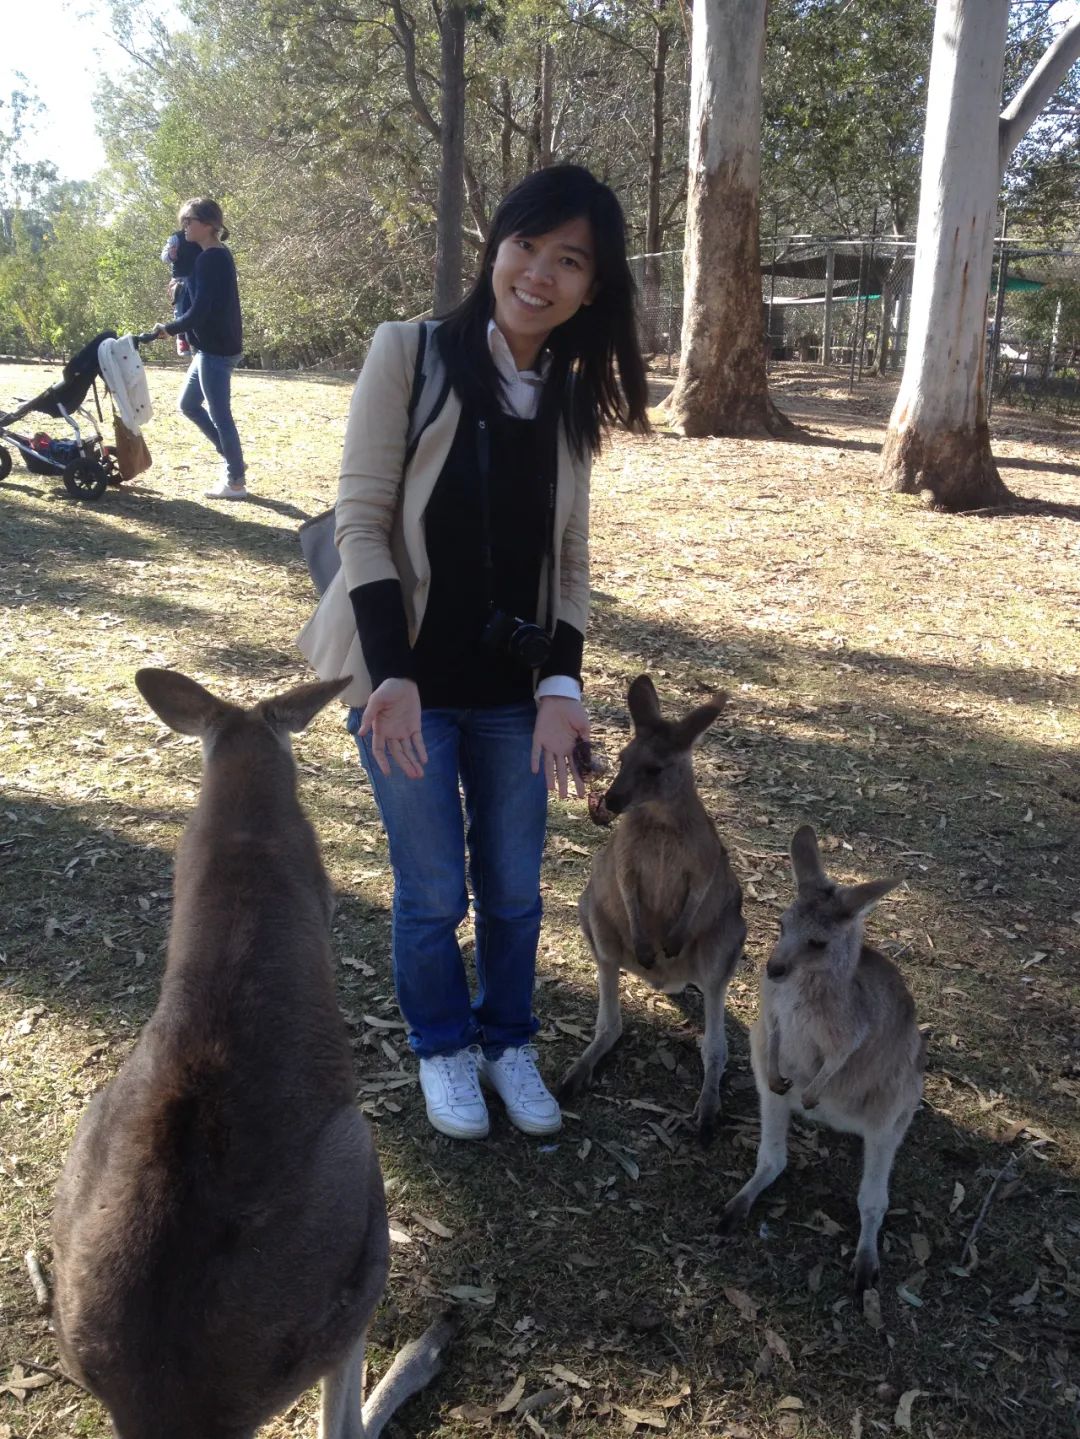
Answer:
[
  {"xmin": 181, "ymin": 215, "xmax": 215, "ymax": 247},
  {"xmin": 490, "ymin": 216, "xmax": 597, "ymax": 370}
]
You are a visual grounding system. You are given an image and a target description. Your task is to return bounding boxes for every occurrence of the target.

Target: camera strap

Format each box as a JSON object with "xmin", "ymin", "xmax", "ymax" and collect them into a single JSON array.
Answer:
[{"xmin": 474, "ymin": 412, "xmax": 557, "ymax": 634}]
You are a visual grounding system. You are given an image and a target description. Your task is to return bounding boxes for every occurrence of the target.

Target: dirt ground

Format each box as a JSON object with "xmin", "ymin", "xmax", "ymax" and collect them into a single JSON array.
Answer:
[{"xmin": 0, "ymin": 357, "xmax": 1077, "ymax": 1439}]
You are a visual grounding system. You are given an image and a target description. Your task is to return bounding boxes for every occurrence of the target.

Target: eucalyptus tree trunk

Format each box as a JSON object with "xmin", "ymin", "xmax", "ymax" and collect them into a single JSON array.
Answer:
[
  {"xmin": 433, "ymin": 0, "xmax": 466, "ymax": 313},
  {"xmin": 666, "ymin": 0, "xmax": 788, "ymax": 437},
  {"xmin": 642, "ymin": 16, "xmax": 671, "ymax": 353},
  {"xmin": 881, "ymin": 0, "xmax": 1080, "ymax": 510}
]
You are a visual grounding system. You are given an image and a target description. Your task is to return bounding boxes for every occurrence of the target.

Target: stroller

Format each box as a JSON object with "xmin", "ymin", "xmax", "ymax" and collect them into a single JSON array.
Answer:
[{"xmin": 0, "ymin": 329, "xmax": 156, "ymax": 501}]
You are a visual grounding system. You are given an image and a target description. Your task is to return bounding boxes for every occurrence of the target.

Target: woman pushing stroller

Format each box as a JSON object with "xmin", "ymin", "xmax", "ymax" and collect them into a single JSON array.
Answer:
[{"xmin": 151, "ymin": 197, "xmax": 248, "ymax": 501}]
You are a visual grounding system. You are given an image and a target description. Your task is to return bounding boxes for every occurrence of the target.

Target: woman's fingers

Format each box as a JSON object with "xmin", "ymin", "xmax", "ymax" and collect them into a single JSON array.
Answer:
[
  {"xmin": 411, "ymin": 728, "xmax": 429, "ymax": 769},
  {"xmin": 554, "ymin": 750, "xmax": 571, "ymax": 800}
]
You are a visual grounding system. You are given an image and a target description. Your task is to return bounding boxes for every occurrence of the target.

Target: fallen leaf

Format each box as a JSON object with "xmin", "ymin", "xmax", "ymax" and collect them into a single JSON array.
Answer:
[
  {"xmin": 765, "ymin": 1328, "xmax": 792, "ymax": 1364},
  {"xmin": 1009, "ymin": 1276, "xmax": 1040, "ymax": 1307},
  {"xmin": 0, "ymin": 1365, "xmax": 53, "ymax": 1401},
  {"xmin": 566, "ymin": 1252, "xmax": 601, "ymax": 1269},
  {"xmin": 911, "ymin": 1233, "xmax": 931, "ymax": 1266},
  {"xmin": 444, "ymin": 1283, "xmax": 496, "ymax": 1305},
  {"xmin": 615, "ymin": 1405, "xmax": 667, "ymax": 1429},
  {"xmin": 388, "ymin": 1225, "xmax": 413, "ymax": 1245},
  {"xmin": 517, "ymin": 1386, "xmax": 565, "ymax": 1415},
  {"xmin": 449, "ymin": 1402, "xmax": 495, "ymax": 1424},
  {"xmin": 549, "ymin": 1363, "xmax": 590, "ymax": 1389},
  {"xmin": 776, "ymin": 1395, "xmax": 804, "ymax": 1411},
  {"xmin": 723, "ymin": 1286, "xmax": 760, "ymax": 1321},
  {"xmin": 862, "ymin": 1287, "xmax": 884, "ymax": 1332},
  {"xmin": 414, "ymin": 1214, "xmax": 454, "ymax": 1239},
  {"xmin": 495, "ymin": 1375, "xmax": 527, "ymax": 1413},
  {"xmin": 893, "ymin": 1389, "xmax": 924, "ymax": 1431},
  {"xmin": 949, "ymin": 1181, "xmax": 966, "ymax": 1213}
]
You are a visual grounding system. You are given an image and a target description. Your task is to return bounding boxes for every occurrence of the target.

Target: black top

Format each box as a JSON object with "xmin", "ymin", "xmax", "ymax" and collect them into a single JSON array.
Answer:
[
  {"xmin": 166, "ymin": 232, "xmax": 202, "ymax": 280},
  {"xmin": 165, "ymin": 246, "xmax": 243, "ymax": 356},
  {"xmin": 349, "ymin": 405, "xmax": 584, "ymax": 709}
]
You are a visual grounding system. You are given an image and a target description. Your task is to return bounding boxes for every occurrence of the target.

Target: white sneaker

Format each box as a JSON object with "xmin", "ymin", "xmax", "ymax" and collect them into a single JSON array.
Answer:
[
  {"xmin": 478, "ymin": 1044, "xmax": 562, "ymax": 1136},
  {"xmin": 418, "ymin": 1046, "xmax": 489, "ymax": 1140},
  {"xmin": 205, "ymin": 478, "xmax": 248, "ymax": 500}
]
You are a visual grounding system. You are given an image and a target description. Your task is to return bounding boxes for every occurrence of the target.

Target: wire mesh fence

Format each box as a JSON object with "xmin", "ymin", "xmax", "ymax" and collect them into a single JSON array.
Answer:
[{"xmin": 630, "ymin": 236, "xmax": 1080, "ymax": 416}]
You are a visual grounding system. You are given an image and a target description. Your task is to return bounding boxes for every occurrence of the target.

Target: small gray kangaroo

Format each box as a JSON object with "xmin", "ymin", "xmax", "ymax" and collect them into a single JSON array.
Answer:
[
  {"xmin": 52, "ymin": 670, "xmax": 450, "ymax": 1439},
  {"xmin": 559, "ymin": 675, "xmax": 746, "ymax": 1143},
  {"xmin": 721, "ymin": 825, "xmax": 925, "ymax": 1293}
]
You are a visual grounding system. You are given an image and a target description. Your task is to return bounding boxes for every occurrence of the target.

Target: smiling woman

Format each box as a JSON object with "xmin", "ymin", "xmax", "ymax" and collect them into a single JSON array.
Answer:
[{"xmin": 300, "ymin": 163, "xmax": 650, "ymax": 1146}]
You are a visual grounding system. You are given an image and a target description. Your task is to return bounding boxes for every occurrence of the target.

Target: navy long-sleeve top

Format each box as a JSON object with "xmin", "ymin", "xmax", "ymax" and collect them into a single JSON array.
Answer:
[{"xmin": 165, "ymin": 245, "xmax": 243, "ymax": 356}]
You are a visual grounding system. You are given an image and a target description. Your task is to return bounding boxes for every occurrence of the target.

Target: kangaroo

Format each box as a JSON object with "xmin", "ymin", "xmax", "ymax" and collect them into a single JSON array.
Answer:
[
  {"xmin": 52, "ymin": 669, "xmax": 450, "ymax": 1439},
  {"xmin": 720, "ymin": 825, "xmax": 925, "ymax": 1294},
  {"xmin": 558, "ymin": 674, "xmax": 746, "ymax": 1143}
]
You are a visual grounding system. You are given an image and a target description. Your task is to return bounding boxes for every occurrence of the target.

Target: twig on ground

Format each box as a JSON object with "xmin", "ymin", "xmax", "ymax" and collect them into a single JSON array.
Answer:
[
  {"xmin": 961, "ymin": 1158, "xmax": 1018, "ymax": 1269},
  {"xmin": 24, "ymin": 1249, "xmax": 50, "ymax": 1311}
]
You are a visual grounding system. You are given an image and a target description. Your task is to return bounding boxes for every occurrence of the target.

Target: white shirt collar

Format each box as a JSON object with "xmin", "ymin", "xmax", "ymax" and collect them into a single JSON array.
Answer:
[{"xmin": 487, "ymin": 319, "xmax": 551, "ymax": 418}]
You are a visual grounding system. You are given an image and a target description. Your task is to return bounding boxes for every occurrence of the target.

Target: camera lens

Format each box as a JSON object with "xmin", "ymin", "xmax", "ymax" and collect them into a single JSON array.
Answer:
[{"xmin": 509, "ymin": 623, "xmax": 551, "ymax": 668}]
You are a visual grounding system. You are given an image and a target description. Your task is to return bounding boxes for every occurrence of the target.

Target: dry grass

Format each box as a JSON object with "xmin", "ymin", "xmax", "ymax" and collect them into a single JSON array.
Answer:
[{"xmin": 1, "ymin": 355, "xmax": 1077, "ymax": 1439}]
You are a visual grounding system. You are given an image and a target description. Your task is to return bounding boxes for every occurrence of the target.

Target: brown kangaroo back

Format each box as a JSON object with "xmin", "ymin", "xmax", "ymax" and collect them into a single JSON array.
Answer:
[{"xmin": 51, "ymin": 670, "xmax": 391, "ymax": 1438}]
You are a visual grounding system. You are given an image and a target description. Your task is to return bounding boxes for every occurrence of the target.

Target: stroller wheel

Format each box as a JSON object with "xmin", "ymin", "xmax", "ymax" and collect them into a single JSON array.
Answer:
[
  {"xmin": 63, "ymin": 458, "xmax": 109, "ymax": 501},
  {"xmin": 0, "ymin": 447, "xmax": 11, "ymax": 481}
]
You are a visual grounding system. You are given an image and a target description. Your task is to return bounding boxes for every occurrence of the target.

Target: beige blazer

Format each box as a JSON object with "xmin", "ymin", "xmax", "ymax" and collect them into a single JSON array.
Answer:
[{"xmin": 298, "ymin": 320, "xmax": 592, "ymax": 708}]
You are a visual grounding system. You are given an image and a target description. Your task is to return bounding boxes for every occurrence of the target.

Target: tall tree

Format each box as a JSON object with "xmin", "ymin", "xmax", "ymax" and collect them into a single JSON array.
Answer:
[
  {"xmin": 666, "ymin": 0, "xmax": 788, "ymax": 437},
  {"xmin": 880, "ymin": 0, "xmax": 1080, "ymax": 511},
  {"xmin": 434, "ymin": 0, "xmax": 467, "ymax": 311}
]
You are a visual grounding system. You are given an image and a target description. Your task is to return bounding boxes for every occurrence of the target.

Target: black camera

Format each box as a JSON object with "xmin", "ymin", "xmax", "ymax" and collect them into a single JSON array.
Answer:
[{"xmin": 481, "ymin": 609, "xmax": 551, "ymax": 668}]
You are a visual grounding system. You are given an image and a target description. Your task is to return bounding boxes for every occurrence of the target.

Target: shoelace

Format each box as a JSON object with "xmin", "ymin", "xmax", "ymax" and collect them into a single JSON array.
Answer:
[
  {"xmin": 501, "ymin": 1045, "xmax": 549, "ymax": 1099},
  {"xmin": 435, "ymin": 1049, "xmax": 481, "ymax": 1104}
]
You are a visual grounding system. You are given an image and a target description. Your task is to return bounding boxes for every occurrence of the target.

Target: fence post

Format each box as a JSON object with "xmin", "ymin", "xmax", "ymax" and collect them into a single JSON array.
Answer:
[
  {"xmin": 986, "ymin": 209, "xmax": 1009, "ymax": 419},
  {"xmin": 765, "ymin": 209, "xmax": 779, "ymax": 372},
  {"xmin": 823, "ymin": 242, "xmax": 834, "ymax": 365}
]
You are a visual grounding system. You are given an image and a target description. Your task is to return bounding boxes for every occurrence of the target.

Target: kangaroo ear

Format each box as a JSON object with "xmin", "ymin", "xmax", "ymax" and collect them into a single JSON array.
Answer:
[
  {"xmin": 671, "ymin": 691, "xmax": 727, "ymax": 750},
  {"xmin": 259, "ymin": 676, "xmax": 352, "ymax": 733},
  {"xmin": 627, "ymin": 674, "xmax": 662, "ymax": 732},
  {"xmin": 835, "ymin": 877, "xmax": 901, "ymax": 917},
  {"xmin": 790, "ymin": 825, "xmax": 826, "ymax": 888},
  {"xmin": 135, "ymin": 668, "xmax": 233, "ymax": 737}
]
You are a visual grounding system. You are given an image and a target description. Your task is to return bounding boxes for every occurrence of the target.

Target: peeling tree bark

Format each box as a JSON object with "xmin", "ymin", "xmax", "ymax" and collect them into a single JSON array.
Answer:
[
  {"xmin": 881, "ymin": 0, "xmax": 1080, "ymax": 511},
  {"xmin": 666, "ymin": 0, "xmax": 789, "ymax": 438}
]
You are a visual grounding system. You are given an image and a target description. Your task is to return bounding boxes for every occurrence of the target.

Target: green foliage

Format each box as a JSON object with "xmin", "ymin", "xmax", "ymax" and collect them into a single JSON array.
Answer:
[{"xmin": 1, "ymin": 0, "xmax": 1077, "ymax": 363}]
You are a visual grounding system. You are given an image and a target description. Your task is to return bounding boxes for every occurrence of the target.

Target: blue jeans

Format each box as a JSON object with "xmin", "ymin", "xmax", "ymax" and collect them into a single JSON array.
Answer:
[
  {"xmin": 348, "ymin": 703, "xmax": 548, "ymax": 1058},
  {"xmin": 178, "ymin": 351, "xmax": 245, "ymax": 482}
]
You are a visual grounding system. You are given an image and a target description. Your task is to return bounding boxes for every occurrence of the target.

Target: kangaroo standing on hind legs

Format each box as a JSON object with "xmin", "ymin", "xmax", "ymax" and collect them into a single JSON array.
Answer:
[
  {"xmin": 720, "ymin": 825, "xmax": 926, "ymax": 1294},
  {"xmin": 558, "ymin": 674, "xmax": 746, "ymax": 1143},
  {"xmin": 52, "ymin": 669, "xmax": 451, "ymax": 1439}
]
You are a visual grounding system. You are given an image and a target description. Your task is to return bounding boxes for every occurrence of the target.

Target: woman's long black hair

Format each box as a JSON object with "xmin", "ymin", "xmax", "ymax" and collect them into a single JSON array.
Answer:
[{"xmin": 435, "ymin": 165, "xmax": 650, "ymax": 457}]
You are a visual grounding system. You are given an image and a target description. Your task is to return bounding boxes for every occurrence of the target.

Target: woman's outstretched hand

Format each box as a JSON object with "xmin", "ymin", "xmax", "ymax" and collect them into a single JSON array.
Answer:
[
  {"xmin": 359, "ymin": 678, "xmax": 428, "ymax": 779},
  {"xmin": 531, "ymin": 695, "xmax": 589, "ymax": 799}
]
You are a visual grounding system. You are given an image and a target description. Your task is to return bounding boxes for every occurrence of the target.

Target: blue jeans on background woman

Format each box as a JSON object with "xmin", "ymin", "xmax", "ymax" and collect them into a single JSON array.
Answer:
[
  {"xmin": 348, "ymin": 701, "xmax": 547, "ymax": 1059},
  {"xmin": 178, "ymin": 351, "xmax": 245, "ymax": 483}
]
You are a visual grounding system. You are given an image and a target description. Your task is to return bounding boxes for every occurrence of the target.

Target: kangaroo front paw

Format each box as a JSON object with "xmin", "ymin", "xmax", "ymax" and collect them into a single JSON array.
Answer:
[
  {"xmin": 852, "ymin": 1250, "xmax": 880, "ymax": 1297},
  {"xmin": 557, "ymin": 1062, "xmax": 591, "ymax": 1103},
  {"xmin": 800, "ymin": 1088, "xmax": 820, "ymax": 1110},
  {"xmin": 693, "ymin": 1100, "xmax": 721, "ymax": 1148},
  {"xmin": 662, "ymin": 930, "xmax": 686, "ymax": 959},
  {"xmin": 768, "ymin": 1073, "xmax": 792, "ymax": 1095},
  {"xmin": 634, "ymin": 941, "xmax": 656, "ymax": 970},
  {"xmin": 718, "ymin": 1196, "xmax": 748, "ymax": 1235}
]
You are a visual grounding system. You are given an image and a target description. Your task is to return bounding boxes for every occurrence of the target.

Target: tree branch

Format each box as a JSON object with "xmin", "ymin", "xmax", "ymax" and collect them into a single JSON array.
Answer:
[
  {"xmin": 388, "ymin": 0, "xmax": 441, "ymax": 140},
  {"xmin": 999, "ymin": 13, "xmax": 1080, "ymax": 172}
]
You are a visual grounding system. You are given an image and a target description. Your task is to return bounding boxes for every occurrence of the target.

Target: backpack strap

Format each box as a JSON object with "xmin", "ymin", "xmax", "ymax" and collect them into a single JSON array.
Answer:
[{"xmin": 404, "ymin": 319, "xmax": 452, "ymax": 465}]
